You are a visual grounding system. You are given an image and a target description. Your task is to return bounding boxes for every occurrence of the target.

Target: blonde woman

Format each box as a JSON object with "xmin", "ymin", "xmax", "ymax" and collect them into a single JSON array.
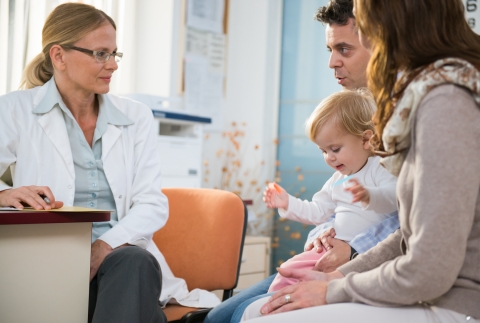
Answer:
[{"xmin": 0, "ymin": 3, "xmax": 218, "ymax": 323}]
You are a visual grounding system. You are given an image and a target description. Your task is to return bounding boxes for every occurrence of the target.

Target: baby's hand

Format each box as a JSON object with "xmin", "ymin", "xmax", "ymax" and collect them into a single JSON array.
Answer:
[
  {"xmin": 305, "ymin": 228, "xmax": 336, "ymax": 252},
  {"xmin": 320, "ymin": 227, "xmax": 336, "ymax": 251},
  {"xmin": 345, "ymin": 178, "xmax": 370, "ymax": 205},
  {"xmin": 263, "ymin": 182, "xmax": 289, "ymax": 209}
]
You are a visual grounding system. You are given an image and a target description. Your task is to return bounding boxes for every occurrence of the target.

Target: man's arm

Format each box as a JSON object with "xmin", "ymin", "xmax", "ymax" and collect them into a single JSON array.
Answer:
[
  {"xmin": 311, "ymin": 212, "xmax": 399, "ymax": 272},
  {"xmin": 348, "ymin": 211, "xmax": 399, "ymax": 254}
]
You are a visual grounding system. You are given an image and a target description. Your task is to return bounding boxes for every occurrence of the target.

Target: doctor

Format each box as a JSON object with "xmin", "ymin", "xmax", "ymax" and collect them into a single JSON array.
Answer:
[{"xmin": 0, "ymin": 3, "xmax": 218, "ymax": 323}]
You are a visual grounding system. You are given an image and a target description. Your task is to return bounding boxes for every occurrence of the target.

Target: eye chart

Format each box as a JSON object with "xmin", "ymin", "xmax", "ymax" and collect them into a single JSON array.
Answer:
[{"xmin": 464, "ymin": 0, "xmax": 480, "ymax": 34}]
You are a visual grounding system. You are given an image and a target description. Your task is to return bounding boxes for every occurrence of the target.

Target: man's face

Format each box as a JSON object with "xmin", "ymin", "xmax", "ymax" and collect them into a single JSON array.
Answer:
[{"xmin": 325, "ymin": 18, "xmax": 371, "ymax": 89}]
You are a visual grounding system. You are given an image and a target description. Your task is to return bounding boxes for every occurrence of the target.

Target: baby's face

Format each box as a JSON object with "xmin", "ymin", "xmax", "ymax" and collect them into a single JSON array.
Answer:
[{"xmin": 315, "ymin": 122, "xmax": 371, "ymax": 175}]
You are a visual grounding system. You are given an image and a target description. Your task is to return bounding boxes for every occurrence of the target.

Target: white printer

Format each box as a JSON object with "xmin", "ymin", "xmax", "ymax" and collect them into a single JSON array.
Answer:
[{"xmin": 127, "ymin": 94, "xmax": 211, "ymax": 188}]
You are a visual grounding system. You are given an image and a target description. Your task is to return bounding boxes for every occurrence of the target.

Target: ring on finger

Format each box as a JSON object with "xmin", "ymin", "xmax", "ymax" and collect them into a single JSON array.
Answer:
[{"xmin": 284, "ymin": 294, "xmax": 291, "ymax": 304}]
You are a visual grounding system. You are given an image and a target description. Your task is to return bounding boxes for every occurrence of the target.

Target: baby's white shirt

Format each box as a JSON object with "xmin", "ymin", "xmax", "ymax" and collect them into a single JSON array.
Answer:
[{"xmin": 278, "ymin": 156, "xmax": 397, "ymax": 241}]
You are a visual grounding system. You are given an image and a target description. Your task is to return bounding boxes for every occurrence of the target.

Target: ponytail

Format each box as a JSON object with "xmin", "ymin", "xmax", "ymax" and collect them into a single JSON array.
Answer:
[{"xmin": 20, "ymin": 51, "xmax": 53, "ymax": 89}]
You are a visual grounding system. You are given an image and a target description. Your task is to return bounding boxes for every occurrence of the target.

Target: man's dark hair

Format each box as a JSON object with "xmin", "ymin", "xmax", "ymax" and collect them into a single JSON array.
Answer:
[{"xmin": 315, "ymin": 0, "xmax": 354, "ymax": 26}]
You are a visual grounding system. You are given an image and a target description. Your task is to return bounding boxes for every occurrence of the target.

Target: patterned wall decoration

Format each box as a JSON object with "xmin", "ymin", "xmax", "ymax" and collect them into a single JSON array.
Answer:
[
  {"xmin": 271, "ymin": 130, "xmax": 334, "ymax": 270},
  {"xmin": 203, "ymin": 121, "xmax": 278, "ymax": 238},
  {"xmin": 270, "ymin": 0, "xmax": 338, "ymax": 273}
]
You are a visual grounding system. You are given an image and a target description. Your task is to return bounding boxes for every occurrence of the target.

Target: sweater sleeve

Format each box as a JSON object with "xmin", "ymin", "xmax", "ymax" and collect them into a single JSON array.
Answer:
[{"xmin": 326, "ymin": 84, "xmax": 480, "ymax": 306}]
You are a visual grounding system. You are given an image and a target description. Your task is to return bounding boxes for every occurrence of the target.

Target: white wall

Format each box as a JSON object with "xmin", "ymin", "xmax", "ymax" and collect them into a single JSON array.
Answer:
[
  {"xmin": 464, "ymin": 0, "xmax": 480, "ymax": 34},
  {"xmin": 132, "ymin": 0, "xmax": 283, "ymax": 207},
  {"xmin": 201, "ymin": 0, "xmax": 283, "ymax": 236},
  {"xmin": 133, "ymin": 0, "xmax": 176, "ymax": 97}
]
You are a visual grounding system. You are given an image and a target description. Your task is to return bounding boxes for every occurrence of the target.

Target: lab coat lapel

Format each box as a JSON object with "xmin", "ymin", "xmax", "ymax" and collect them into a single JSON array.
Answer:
[
  {"xmin": 102, "ymin": 124, "xmax": 121, "ymax": 161},
  {"xmin": 37, "ymin": 108, "xmax": 75, "ymax": 177}
]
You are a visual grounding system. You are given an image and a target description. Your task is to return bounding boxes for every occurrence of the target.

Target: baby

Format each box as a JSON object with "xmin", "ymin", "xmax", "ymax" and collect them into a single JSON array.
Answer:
[{"xmin": 264, "ymin": 89, "xmax": 397, "ymax": 292}]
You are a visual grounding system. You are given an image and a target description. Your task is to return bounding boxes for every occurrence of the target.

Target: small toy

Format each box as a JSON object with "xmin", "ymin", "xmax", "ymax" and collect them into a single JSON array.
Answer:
[
  {"xmin": 332, "ymin": 174, "xmax": 354, "ymax": 187},
  {"xmin": 269, "ymin": 182, "xmax": 282, "ymax": 193}
]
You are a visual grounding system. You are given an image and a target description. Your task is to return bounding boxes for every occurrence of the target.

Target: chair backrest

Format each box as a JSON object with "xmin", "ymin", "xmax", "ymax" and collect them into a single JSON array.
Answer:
[{"xmin": 153, "ymin": 188, "xmax": 247, "ymax": 297}]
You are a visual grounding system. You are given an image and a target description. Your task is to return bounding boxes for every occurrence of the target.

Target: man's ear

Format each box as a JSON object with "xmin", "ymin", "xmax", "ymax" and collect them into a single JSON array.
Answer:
[
  {"xmin": 50, "ymin": 45, "xmax": 66, "ymax": 71},
  {"xmin": 362, "ymin": 129, "xmax": 373, "ymax": 149}
]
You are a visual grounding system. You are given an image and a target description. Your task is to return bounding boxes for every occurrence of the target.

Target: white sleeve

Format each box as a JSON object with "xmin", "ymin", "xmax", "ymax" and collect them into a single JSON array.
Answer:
[
  {"xmin": 278, "ymin": 176, "xmax": 336, "ymax": 225},
  {"xmin": 363, "ymin": 162, "xmax": 398, "ymax": 215},
  {"xmin": 0, "ymin": 96, "xmax": 17, "ymax": 192},
  {"xmin": 99, "ymin": 103, "xmax": 168, "ymax": 249}
]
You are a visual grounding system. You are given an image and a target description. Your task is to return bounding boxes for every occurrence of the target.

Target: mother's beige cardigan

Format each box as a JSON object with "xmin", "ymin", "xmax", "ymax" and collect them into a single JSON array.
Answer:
[{"xmin": 328, "ymin": 84, "xmax": 480, "ymax": 319}]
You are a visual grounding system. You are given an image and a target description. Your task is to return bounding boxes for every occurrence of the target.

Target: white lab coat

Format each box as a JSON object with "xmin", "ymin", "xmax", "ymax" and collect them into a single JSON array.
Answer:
[{"xmin": 0, "ymin": 78, "xmax": 220, "ymax": 308}]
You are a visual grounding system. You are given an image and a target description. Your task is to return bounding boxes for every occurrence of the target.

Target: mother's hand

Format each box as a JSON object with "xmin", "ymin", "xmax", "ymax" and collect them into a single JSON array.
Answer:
[
  {"xmin": 0, "ymin": 186, "xmax": 63, "ymax": 210},
  {"xmin": 259, "ymin": 267, "xmax": 344, "ymax": 315},
  {"xmin": 260, "ymin": 280, "xmax": 328, "ymax": 315}
]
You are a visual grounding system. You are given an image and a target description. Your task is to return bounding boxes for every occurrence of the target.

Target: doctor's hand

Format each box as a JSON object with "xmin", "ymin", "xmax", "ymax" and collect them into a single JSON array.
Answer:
[
  {"xmin": 90, "ymin": 239, "xmax": 113, "ymax": 281},
  {"xmin": 0, "ymin": 185, "xmax": 63, "ymax": 210}
]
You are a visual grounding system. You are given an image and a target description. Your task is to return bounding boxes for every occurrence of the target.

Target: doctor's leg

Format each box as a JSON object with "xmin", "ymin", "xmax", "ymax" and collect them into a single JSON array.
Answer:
[{"xmin": 88, "ymin": 246, "xmax": 167, "ymax": 323}]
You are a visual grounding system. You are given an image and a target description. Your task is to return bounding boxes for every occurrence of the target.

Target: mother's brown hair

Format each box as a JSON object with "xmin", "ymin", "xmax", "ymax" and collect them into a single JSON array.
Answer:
[{"xmin": 354, "ymin": 0, "xmax": 480, "ymax": 152}]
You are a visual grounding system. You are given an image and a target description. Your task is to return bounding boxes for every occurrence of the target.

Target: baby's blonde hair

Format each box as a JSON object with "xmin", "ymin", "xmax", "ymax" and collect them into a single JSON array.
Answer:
[{"xmin": 305, "ymin": 88, "xmax": 376, "ymax": 141}]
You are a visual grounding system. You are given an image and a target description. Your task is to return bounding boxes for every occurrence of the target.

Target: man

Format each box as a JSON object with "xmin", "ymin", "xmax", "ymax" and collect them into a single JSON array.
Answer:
[
  {"xmin": 203, "ymin": 1, "xmax": 399, "ymax": 322},
  {"xmin": 323, "ymin": 0, "xmax": 370, "ymax": 90}
]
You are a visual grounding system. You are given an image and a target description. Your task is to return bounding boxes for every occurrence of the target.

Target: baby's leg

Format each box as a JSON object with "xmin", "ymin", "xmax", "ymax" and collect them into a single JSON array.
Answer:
[{"xmin": 268, "ymin": 249, "xmax": 325, "ymax": 292}]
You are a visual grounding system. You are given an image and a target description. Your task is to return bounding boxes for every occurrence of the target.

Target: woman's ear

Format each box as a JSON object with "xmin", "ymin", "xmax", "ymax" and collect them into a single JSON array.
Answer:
[
  {"xmin": 362, "ymin": 130, "xmax": 374, "ymax": 149},
  {"xmin": 49, "ymin": 45, "xmax": 66, "ymax": 71}
]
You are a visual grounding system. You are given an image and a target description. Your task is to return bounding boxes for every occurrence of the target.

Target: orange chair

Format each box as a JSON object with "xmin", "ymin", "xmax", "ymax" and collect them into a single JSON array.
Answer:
[{"xmin": 153, "ymin": 188, "xmax": 248, "ymax": 323}]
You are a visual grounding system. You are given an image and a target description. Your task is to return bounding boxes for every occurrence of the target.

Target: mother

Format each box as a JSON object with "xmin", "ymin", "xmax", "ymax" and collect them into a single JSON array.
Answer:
[
  {"xmin": 240, "ymin": 0, "xmax": 480, "ymax": 322},
  {"xmin": 0, "ymin": 3, "xmax": 217, "ymax": 323}
]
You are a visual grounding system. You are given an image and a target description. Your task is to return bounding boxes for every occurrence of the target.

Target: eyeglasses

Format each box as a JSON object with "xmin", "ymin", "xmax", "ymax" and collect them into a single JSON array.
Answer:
[{"xmin": 63, "ymin": 46, "xmax": 123, "ymax": 63}]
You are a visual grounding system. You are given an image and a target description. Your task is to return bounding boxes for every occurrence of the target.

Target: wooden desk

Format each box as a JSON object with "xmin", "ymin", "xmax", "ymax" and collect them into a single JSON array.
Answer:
[{"xmin": 0, "ymin": 209, "xmax": 109, "ymax": 323}]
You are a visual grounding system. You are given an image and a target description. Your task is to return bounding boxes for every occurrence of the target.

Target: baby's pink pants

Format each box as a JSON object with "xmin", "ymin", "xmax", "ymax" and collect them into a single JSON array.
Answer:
[{"xmin": 268, "ymin": 249, "xmax": 326, "ymax": 292}]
